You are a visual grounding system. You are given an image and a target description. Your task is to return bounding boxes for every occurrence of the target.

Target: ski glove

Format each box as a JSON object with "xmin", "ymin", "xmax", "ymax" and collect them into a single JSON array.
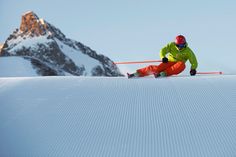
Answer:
[
  {"xmin": 162, "ymin": 57, "xmax": 168, "ymax": 63},
  {"xmin": 190, "ymin": 69, "xmax": 197, "ymax": 76}
]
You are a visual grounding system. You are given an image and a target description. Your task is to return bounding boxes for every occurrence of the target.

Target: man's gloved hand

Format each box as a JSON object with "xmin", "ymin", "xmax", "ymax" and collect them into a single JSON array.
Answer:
[
  {"xmin": 162, "ymin": 57, "xmax": 168, "ymax": 63},
  {"xmin": 190, "ymin": 69, "xmax": 197, "ymax": 76}
]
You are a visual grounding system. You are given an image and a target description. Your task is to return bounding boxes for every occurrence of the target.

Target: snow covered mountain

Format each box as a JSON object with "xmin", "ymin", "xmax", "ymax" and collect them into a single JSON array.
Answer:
[
  {"xmin": 0, "ymin": 56, "xmax": 39, "ymax": 77},
  {"xmin": 0, "ymin": 75, "xmax": 235, "ymax": 157},
  {"xmin": 0, "ymin": 11, "xmax": 123, "ymax": 77}
]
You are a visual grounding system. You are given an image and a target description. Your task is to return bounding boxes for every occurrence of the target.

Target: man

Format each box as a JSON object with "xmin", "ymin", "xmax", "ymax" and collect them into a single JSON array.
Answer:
[{"xmin": 128, "ymin": 35, "xmax": 198, "ymax": 78}]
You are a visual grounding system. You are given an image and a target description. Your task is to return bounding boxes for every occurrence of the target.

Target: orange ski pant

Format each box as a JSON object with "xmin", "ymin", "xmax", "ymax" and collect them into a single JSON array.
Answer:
[{"xmin": 137, "ymin": 61, "xmax": 186, "ymax": 77}]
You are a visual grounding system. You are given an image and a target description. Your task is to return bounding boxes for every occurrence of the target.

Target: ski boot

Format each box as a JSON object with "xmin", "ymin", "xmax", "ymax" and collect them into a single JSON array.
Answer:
[
  {"xmin": 127, "ymin": 72, "xmax": 139, "ymax": 79},
  {"xmin": 154, "ymin": 72, "xmax": 166, "ymax": 78}
]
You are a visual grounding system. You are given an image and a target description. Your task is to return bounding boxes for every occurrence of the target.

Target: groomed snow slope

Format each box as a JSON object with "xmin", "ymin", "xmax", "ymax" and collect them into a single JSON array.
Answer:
[{"xmin": 0, "ymin": 76, "xmax": 235, "ymax": 157}]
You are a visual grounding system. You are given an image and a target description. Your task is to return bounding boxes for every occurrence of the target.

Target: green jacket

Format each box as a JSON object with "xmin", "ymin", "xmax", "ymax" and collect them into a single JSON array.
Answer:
[{"xmin": 160, "ymin": 42, "xmax": 198, "ymax": 70}]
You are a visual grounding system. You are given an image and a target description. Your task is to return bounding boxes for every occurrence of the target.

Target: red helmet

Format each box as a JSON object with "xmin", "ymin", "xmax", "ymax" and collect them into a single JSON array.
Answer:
[{"xmin": 175, "ymin": 35, "xmax": 186, "ymax": 45}]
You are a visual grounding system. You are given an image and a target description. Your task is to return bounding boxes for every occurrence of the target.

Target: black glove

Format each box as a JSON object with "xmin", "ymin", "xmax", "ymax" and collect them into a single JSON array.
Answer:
[
  {"xmin": 190, "ymin": 69, "xmax": 197, "ymax": 76},
  {"xmin": 162, "ymin": 57, "xmax": 168, "ymax": 63}
]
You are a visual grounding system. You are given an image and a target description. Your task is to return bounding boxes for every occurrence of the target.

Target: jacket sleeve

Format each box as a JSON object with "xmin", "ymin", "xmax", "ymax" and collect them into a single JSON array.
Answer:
[
  {"xmin": 188, "ymin": 49, "xmax": 198, "ymax": 70},
  {"xmin": 160, "ymin": 43, "xmax": 171, "ymax": 59}
]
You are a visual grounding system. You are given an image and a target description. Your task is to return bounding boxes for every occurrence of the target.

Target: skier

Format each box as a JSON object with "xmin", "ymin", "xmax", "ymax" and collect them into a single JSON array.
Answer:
[{"xmin": 127, "ymin": 35, "xmax": 198, "ymax": 78}]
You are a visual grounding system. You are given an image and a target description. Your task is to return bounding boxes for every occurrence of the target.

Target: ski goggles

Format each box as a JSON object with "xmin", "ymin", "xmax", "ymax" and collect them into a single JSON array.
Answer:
[{"xmin": 176, "ymin": 43, "xmax": 186, "ymax": 49}]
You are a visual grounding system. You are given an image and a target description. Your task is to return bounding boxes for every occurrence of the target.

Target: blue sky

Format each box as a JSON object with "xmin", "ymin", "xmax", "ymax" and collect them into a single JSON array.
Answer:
[{"xmin": 1, "ymin": 0, "xmax": 236, "ymax": 73}]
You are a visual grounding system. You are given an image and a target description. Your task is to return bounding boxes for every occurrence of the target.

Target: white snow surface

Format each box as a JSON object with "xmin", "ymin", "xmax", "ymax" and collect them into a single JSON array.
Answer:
[
  {"xmin": 0, "ymin": 75, "xmax": 235, "ymax": 157},
  {"xmin": 0, "ymin": 57, "xmax": 37, "ymax": 77}
]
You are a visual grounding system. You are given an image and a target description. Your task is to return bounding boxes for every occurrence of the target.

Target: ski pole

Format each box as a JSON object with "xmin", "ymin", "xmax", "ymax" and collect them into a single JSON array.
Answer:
[
  {"xmin": 113, "ymin": 60, "xmax": 162, "ymax": 65},
  {"xmin": 196, "ymin": 71, "xmax": 223, "ymax": 75}
]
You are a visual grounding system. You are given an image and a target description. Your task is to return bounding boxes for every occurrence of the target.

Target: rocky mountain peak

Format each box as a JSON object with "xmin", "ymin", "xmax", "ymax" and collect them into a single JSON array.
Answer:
[
  {"xmin": 0, "ymin": 11, "xmax": 123, "ymax": 77},
  {"xmin": 20, "ymin": 11, "xmax": 48, "ymax": 36}
]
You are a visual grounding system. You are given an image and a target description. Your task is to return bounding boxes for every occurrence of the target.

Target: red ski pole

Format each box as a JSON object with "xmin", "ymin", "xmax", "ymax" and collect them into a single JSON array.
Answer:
[
  {"xmin": 196, "ymin": 71, "xmax": 223, "ymax": 75},
  {"xmin": 114, "ymin": 60, "xmax": 162, "ymax": 65},
  {"xmin": 114, "ymin": 60, "xmax": 223, "ymax": 75}
]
